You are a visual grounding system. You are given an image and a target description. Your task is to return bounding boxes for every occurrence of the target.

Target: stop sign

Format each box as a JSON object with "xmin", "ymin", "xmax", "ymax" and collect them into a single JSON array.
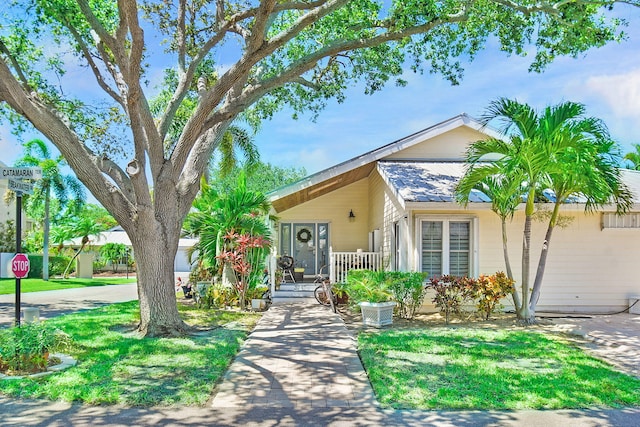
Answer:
[{"xmin": 11, "ymin": 253, "xmax": 30, "ymax": 279}]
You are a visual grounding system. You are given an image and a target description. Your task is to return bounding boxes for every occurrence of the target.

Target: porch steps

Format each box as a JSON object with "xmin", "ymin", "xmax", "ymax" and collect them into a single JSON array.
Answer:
[{"xmin": 271, "ymin": 282, "xmax": 318, "ymax": 304}]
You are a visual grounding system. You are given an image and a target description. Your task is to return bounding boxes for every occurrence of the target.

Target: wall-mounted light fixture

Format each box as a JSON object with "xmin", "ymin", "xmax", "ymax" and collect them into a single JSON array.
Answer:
[{"xmin": 349, "ymin": 209, "xmax": 356, "ymax": 222}]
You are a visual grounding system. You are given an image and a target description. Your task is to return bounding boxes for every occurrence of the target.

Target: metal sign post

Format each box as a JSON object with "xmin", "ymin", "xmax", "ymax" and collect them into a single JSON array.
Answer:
[
  {"xmin": 15, "ymin": 191, "xmax": 22, "ymax": 326},
  {"xmin": 0, "ymin": 166, "xmax": 41, "ymax": 327}
]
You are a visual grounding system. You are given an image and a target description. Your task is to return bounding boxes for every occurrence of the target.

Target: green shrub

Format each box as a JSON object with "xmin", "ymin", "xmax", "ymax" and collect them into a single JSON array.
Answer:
[
  {"xmin": 427, "ymin": 275, "xmax": 477, "ymax": 324},
  {"xmin": 26, "ymin": 254, "xmax": 43, "ymax": 278},
  {"xmin": 198, "ymin": 283, "xmax": 239, "ymax": 308},
  {"xmin": 344, "ymin": 269, "xmax": 393, "ymax": 306},
  {"xmin": 0, "ymin": 322, "xmax": 71, "ymax": 374},
  {"xmin": 49, "ymin": 255, "xmax": 71, "ymax": 277},
  {"xmin": 387, "ymin": 271, "xmax": 428, "ymax": 319},
  {"xmin": 473, "ymin": 272, "xmax": 515, "ymax": 320}
]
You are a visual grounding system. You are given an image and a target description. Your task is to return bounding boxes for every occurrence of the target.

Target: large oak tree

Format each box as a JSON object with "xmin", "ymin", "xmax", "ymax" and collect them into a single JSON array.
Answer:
[{"xmin": 0, "ymin": 0, "xmax": 636, "ymax": 336}]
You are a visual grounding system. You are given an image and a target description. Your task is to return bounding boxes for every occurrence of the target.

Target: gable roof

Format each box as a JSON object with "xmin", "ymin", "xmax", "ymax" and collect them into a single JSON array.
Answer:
[{"xmin": 269, "ymin": 113, "xmax": 498, "ymax": 212}]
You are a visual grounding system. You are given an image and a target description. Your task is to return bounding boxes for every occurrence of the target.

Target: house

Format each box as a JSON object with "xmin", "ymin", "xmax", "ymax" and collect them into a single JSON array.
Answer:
[
  {"xmin": 267, "ymin": 114, "xmax": 640, "ymax": 313},
  {"xmin": 67, "ymin": 226, "xmax": 197, "ymax": 276}
]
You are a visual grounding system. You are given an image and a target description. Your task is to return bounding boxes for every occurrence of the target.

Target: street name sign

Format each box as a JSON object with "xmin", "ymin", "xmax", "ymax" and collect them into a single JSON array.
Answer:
[
  {"xmin": 8, "ymin": 178, "xmax": 34, "ymax": 195},
  {"xmin": 0, "ymin": 167, "xmax": 43, "ymax": 180}
]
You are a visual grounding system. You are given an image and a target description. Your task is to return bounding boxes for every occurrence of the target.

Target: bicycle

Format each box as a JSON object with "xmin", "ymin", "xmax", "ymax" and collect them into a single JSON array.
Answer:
[{"xmin": 314, "ymin": 278, "xmax": 336, "ymax": 313}]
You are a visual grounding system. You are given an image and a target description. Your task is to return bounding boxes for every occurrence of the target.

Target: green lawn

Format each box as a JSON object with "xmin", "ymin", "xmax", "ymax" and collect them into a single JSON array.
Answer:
[
  {"xmin": 0, "ymin": 277, "xmax": 137, "ymax": 295},
  {"xmin": 359, "ymin": 327, "xmax": 640, "ymax": 410},
  {"xmin": 0, "ymin": 301, "xmax": 261, "ymax": 406}
]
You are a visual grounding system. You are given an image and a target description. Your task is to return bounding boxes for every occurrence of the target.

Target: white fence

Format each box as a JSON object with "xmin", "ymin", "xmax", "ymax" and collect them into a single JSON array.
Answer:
[{"xmin": 329, "ymin": 249, "xmax": 382, "ymax": 284}]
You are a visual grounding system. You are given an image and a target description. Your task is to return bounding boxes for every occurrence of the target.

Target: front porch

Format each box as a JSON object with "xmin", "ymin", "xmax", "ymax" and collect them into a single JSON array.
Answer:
[{"xmin": 268, "ymin": 249, "xmax": 382, "ymax": 303}]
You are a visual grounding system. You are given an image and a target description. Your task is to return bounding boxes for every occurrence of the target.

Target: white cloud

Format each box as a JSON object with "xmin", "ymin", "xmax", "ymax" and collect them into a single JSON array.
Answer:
[{"xmin": 583, "ymin": 69, "xmax": 640, "ymax": 117}]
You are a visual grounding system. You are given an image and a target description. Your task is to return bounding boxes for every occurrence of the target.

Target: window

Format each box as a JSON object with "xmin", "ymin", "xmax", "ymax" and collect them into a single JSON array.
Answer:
[
  {"xmin": 418, "ymin": 217, "xmax": 476, "ymax": 278},
  {"xmin": 602, "ymin": 213, "xmax": 640, "ymax": 229}
]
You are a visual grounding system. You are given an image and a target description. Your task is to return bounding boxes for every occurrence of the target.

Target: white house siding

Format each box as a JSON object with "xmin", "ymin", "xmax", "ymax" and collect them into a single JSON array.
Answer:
[
  {"xmin": 472, "ymin": 208, "xmax": 639, "ymax": 313},
  {"xmin": 410, "ymin": 207, "xmax": 640, "ymax": 313},
  {"xmin": 368, "ymin": 171, "xmax": 406, "ymax": 269},
  {"xmin": 277, "ymin": 179, "xmax": 370, "ymax": 252}
]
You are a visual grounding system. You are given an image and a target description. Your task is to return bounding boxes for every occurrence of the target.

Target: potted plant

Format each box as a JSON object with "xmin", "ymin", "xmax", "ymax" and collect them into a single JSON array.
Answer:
[
  {"xmin": 246, "ymin": 286, "xmax": 269, "ymax": 311},
  {"xmin": 345, "ymin": 270, "xmax": 395, "ymax": 327}
]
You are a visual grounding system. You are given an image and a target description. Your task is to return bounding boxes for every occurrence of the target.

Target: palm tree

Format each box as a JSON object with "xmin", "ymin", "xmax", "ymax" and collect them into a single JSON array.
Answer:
[
  {"xmin": 530, "ymin": 122, "xmax": 632, "ymax": 310},
  {"xmin": 457, "ymin": 172, "xmax": 524, "ymax": 308},
  {"xmin": 184, "ymin": 172, "xmax": 272, "ymax": 284},
  {"xmin": 62, "ymin": 216, "xmax": 104, "ymax": 278},
  {"xmin": 15, "ymin": 139, "xmax": 85, "ymax": 280},
  {"xmin": 457, "ymin": 99, "xmax": 631, "ymax": 323},
  {"xmin": 623, "ymin": 144, "xmax": 640, "ymax": 170}
]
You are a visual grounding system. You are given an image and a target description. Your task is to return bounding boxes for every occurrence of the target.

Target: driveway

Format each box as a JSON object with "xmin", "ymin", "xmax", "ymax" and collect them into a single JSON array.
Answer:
[
  {"xmin": 0, "ymin": 283, "xmax": 138, "ymax": 328},
  {"xmin": 544, "ymin": 312, "xmax": 640, "ymax": 378}
]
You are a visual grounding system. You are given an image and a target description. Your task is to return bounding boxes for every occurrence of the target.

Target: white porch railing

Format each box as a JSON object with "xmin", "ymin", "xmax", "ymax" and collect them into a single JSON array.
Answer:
[{"xmin": 329, "ymin": 247, "xmax": 382, "ymax": 284}]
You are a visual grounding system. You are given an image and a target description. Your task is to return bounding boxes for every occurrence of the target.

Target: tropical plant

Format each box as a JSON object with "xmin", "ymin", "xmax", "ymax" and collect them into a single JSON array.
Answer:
[
  {"xmin": 0, "ymin": 322, "xmax": 71, "ymax": 374},
  {"xmin": 456, "ymin": 99, "xmax": 632, "ymax": 323},
  {"xmin": 99, "ymin": 243, "xmax": 130, "ymax": 273},
  {"xmin": 457, "ymin": 172, "xmax": 523, "ymax": 309},
  {"xmin": 386, "ymin": 271, "xmax": 428, "ymax": 320},
  {"xmin": 473, "ymin": 272, "xmax": 515, "ymax": 321},
  {"xmin": 62, "ymin": 216, "xmax": 105, "ymax": 278},
  {"xmin": 0, "ymin": 1, "xmax": 633, "ymax": 336},
  {"xmin": 216, "ymin": 231, "xmax": 271, "ymax": 309},
  {"xmin": 184, "ymin": 172, "xmax": 273, "ymax": 279},
  {"xmin": 344, "ymin": 270, "xmax": 393, "ymax": 306},
  {"xmin": 209, "ymin": 160, "xmax": 308, "ymax": 195},
  {"xmin": 427, "ymin": 275, "xmax": 477, "ymax": 324},
  {"xmin": 14, "ymin": 139, "xmax": 85, "ymax": 280},
  {"xmin": 623, "ymin": 144, "xmax": 640, "ymax": 170},
  {"xmin": 49, "ymin": 225, "xmax": 74, "ymax": 255}
]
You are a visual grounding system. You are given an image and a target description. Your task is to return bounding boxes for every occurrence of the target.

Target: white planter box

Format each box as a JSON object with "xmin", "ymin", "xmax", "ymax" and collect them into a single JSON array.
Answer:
[
  {"xmin": 251, "ymin": 299, "xmax": 266, "ymax": 310},
  {"xmin": 359, "ymin": 302, "xmax": 396, "ymax": 327}
]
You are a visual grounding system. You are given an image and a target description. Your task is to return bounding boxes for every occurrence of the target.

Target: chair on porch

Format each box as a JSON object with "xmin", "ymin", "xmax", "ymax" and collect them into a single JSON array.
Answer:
[{"xmin": 278, "ymin": 255, "xmax": 296, "ymax": 283}]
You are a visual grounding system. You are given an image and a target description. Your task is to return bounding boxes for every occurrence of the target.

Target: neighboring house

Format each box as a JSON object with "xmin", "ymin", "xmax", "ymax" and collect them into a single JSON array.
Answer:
[
  {"xmin": 268, "ymin": 114, "xmax": 640, "ymax": 313},
  {"xmin": 67, "ymin": 226, "xmax": 197, "ymax": 273}
]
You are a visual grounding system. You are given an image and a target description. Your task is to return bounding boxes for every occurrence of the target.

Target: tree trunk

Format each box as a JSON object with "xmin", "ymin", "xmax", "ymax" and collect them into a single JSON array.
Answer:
[
  {"xmin": 43, "ymin": 189, "xmax": 50, "ymax": 281},
  {"xmin": 519, "ymin": 214, "xmax": 533, "ymax": 322},
  {"xmin": 501, "ymin": 218, "xmax": 520, "ymax": 311},
  {"xmin": 128, "ymin": 217, "xmax": 189, "ymax": 337},
  {"xmin": 528, "ymin": 202, "xmax": 560, "ymax": 317},
  {"xmin": 63, "ymin": 243, "xmax": 85, "ymax": 278}
]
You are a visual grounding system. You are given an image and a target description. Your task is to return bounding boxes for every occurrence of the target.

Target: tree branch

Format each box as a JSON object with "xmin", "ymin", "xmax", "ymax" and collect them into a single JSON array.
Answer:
[
  {"xmin": 65, "ymin": 25, "xmax": 124, "ymax": 108},
  {"xmin": 0, "ymin": 57, "xmax": 136, "ymax": 226},
  {"xmin": 0, "ymin": 40, "xmax": 32, "ymax": 92},
  {"xmin": 177, "ymin": 0, "xmax": 187, "ymax": 73}
]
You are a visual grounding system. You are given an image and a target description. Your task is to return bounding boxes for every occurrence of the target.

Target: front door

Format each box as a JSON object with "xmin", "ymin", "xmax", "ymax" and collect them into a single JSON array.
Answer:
[
  {"xmin": 293, "ymin": 224, "xmax": 316, "ymax": 276},
  {"xmin": 280, "ymin": 223, "xmax": 329, "ymax": 276}
]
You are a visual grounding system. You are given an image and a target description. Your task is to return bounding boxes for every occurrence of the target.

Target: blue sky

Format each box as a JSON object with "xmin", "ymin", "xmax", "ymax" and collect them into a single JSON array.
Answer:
[
  {"xmin": 255, "ymin": 31, "xmax": 640, "ymax": 175},
  {"xmin": 1, "ymin": 10, "xmax": 639, "ymax": 179}
]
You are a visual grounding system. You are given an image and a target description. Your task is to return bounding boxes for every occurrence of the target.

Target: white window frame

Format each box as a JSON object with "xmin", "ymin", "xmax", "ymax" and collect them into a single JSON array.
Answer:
[
  {"xmin": 415, "ymin": 215, "xmax": 479, "ymax": 277},
  {"xmin": 602, "ymin": 212, "xmax": 640, "ymax": 229}
]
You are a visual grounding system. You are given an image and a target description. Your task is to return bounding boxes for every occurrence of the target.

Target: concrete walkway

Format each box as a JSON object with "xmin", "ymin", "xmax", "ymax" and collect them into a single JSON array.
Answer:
[
  {"xmin": 211, "ymin": 303, "xmax": 376, "ymax": 409},
  {"xmin": 543, "ymin": 312, "xmax": 640, "ymax": 378}
]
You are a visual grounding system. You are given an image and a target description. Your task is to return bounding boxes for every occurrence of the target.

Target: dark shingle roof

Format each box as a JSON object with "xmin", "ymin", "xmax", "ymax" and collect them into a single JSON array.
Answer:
[{"xmin": 377, "ymin": 161, "xmax": 490, "ymax": 203}]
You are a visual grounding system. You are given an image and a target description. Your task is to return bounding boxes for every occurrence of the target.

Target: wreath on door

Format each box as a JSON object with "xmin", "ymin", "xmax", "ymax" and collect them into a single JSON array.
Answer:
[{"xmin": 296, "ymin": 228, "xmax": 312, "ymax": 243}]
